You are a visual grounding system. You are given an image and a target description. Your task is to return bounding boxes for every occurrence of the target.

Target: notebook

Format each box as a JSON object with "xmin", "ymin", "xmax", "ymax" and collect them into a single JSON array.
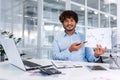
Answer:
[{"xmin": 0, "ymin": 38, "xmax": 52, "ymax": 71}]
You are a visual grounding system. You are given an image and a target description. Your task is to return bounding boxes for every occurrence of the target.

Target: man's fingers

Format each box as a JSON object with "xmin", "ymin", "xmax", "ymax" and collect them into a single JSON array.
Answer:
[
  {"xmin": 103, "ymin": 47, "xmax": 107, "ymax": 53},
  {"xmin": 95, "ymin": 46, "xmax": 107, "ymax": 54}
]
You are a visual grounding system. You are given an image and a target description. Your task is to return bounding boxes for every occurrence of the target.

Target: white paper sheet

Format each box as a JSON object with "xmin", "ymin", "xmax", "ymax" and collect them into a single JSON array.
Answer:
[{"xmin": 85, "ymin": 28, "xmax": 112, "ymax": 49}]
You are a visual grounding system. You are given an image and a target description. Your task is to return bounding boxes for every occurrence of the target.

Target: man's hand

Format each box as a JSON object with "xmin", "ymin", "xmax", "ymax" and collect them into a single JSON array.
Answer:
[
  {"xmin": 69, "ymin": 42, "xmax": 83, "ymax": 52},
  {"xmin": 94, "ymin": 44, "xmax": 107, "ymax": 58}
]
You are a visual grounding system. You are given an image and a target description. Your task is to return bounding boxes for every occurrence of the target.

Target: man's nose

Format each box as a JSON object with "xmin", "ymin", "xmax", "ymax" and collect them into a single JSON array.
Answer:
[{"xmin": 68, "ymin": 21, "xmax": 72, "ymax": 24}]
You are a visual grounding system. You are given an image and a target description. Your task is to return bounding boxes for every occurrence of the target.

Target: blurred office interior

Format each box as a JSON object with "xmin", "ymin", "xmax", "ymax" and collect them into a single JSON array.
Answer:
[{"xmin": 0, "ymin": 0, "xmax": 119, "ymax": 60}]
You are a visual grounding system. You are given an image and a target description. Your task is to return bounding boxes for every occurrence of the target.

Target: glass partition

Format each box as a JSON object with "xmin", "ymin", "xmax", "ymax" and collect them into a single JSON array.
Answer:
[
  {"xmin": 110, "ymin": 16, "xmax": 117, "ymax": 28},
  {"xmin": 100, "ymin": 13, "xmax": 109, "ymax": 27},
  {"xmin": 87, "ymin": 0, "xmax": 99, "ymax": 10},
  {"xmin": 100, "ymin": 0, "xmax": 109, "ymax": 13},
  {"xmin": 87, "ymin": 10, "xmax": 98, "ymax": 28},
  {"xmin": 71, "ymin": 0, "xmax": 85, "ymax": 5},
  {"xmin": 23, "ymin": 0, "xmax": 37, "ymax": 48},
  {"xmin": 111, "ymin": 28, "xmax": 117, "ymax": 48},
  {"xmin": 110, "ymin": 0, "xmax": 117, "ymax": 16},
  {"xmin": 43, "ymin": 0, "xmax": 65, "ymax": 22},
  {"xmin": 42, "ymin": 23, "xmax": 62, "ymax": 46},
  {"xmin": 1, "ymin": 0, "xmax": 23, "ymax": 40}
]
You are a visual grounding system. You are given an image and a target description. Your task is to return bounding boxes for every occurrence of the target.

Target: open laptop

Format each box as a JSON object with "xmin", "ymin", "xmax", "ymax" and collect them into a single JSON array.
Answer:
[{"xmin": 0, "ymin": 38, "xmax": 52, "ymax": 71}]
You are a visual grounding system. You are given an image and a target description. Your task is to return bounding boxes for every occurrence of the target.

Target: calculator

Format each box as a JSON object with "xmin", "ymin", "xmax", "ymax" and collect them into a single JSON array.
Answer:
[{"xmin": 39, "ymin": 67, "xmax": 62, "ymax": 75}]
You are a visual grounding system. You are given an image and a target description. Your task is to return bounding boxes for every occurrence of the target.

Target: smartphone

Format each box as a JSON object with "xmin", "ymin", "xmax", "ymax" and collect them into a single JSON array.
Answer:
[
  {"xmin": 83, "ymin": 41, "xmax": 88, "ymax": 44},
  {"xmin": 76, "ymin": 41, "xmax": 87, "ymax": 46}
]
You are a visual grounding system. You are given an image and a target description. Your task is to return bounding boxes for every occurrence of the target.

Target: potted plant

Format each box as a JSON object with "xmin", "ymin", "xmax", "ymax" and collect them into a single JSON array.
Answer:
[{"xmin": 0, "ymin": 31, "xmax": 22, "ymax": 61}]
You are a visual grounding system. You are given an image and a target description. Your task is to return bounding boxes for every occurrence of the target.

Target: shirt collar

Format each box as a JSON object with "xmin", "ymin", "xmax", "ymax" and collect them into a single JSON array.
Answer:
[{"xmin": 63, "ymin": 30, "xmax": 78, "ymax": 37}]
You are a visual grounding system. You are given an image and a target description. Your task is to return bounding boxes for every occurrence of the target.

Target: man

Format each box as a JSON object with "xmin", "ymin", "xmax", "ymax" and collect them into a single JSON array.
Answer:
[{"xmin": 52, "ymin": 10, "xmax": 107, "ymax": 62}]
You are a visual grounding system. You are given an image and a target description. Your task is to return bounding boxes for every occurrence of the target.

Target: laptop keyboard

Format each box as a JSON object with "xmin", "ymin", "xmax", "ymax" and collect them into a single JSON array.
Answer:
[{"xmin": 23, "ymin": 60, "xmax": 41, "ymax": 67}]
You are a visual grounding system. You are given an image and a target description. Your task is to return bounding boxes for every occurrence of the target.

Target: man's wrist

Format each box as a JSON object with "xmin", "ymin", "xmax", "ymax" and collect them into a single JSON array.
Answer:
[
  {"xmin": 94, "ymin": 54, "xmax": 99, "ymax": 58},
  {"xmin": 69, "ymin": 47, "xmax": 72, "ymax": 52}
]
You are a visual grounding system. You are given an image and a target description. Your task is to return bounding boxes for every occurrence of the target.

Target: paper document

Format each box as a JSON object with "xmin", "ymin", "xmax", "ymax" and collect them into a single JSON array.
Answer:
[
  {"xmin": 85, "ymin": 28, "xmax": 112, "ymax": 49},
  {"xmin": 51, "ymin": 60, "xmax": 82, "ymax": 69}
]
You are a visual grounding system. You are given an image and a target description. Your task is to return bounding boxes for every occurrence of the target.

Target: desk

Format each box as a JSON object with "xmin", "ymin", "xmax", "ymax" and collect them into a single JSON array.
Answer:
[{"xmin": 0, "ymin": 60, "xmax": 120, "ymax": 80}]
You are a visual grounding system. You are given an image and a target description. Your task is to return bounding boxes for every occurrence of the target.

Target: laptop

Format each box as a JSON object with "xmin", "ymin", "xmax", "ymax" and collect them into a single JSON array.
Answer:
[{"xmin": 0, "ymin": 38, "xmax": 52, "ymax": 71}]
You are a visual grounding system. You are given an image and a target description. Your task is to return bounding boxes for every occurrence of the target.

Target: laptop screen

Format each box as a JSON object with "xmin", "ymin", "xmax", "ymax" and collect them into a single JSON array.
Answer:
[{"xmin": 0, "ymin": 38, "xmax": 26, "ymax": 71}]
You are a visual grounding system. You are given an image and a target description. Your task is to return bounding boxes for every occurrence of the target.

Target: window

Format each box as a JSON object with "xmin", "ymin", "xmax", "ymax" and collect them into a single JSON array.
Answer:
[
  {"xmin": 110, "ymin": 0, "xmax": 117, "ymax": 15},
  {"xmin": 100, "ymin": 0, "xmax": 109, "ymax": 13},
  {"xmin": 87, "ymin": 0, "xmax": 99, "ymax": 10},
  {"xmin": 87, "ymin": 10, "xmax": 98, "ymax": 28},
  {"xmin": 100, "ymin": 13, "xmax": 109, "ymax": 27},
  {"xmin": 71, "ymin": 0, "xmax": 85, "ymax": 5}
]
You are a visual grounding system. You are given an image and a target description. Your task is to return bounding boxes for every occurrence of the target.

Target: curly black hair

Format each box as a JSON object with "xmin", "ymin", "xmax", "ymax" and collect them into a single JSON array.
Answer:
[{"xmin": 59, "ymin": 10, "xmax": 78, "ymax": 23}]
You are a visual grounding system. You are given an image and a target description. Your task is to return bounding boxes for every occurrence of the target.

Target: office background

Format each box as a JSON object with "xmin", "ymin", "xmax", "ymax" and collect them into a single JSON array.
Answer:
[{"xmin": 0, "ymin": 0, "xmax": 118, "ymax": 60}]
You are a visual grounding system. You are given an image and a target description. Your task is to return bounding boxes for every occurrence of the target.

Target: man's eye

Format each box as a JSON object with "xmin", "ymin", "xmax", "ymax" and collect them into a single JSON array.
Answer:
[{"xmin": 64, "ymin": 20, "xmax": 68, "ymax": 22}]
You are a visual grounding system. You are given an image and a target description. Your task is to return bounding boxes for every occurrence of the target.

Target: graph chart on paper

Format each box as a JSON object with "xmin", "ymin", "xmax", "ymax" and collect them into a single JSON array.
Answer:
[{"xmin": 85, "ymin": 28, "xmax": 112, "ymax": 49}]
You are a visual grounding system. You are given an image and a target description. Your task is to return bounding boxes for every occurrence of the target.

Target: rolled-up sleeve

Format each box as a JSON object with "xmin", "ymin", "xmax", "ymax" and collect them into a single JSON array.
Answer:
[{"xmin": 85, "ymin": 47, "xmax": 100, "ymax": 62}]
